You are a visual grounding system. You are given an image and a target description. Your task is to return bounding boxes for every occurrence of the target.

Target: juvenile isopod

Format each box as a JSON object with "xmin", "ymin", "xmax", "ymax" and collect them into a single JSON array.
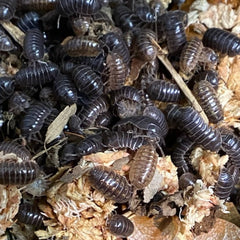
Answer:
[
  {"xmin": 88, "ymin": 166, "xmax": 133, "ymax": 203},
  {"xmin": 193, "ymin": 80, "xmax": 223, "ymax": 124},
  {"xmin": 129, "ymin": 144, "xmax": 158, "ymax": 189},
  {"xmin": 106, "ymin": 214, "xmax": 134, "ymax": 237},
  {"xmin": 0, "ymin": 160, "xmax": 40, "ymax": 185},
  {"xmin": 202, "ymin": 28, "xmax": 240, "ymax": 57},
  {"xmin": 24, "ymin": 28, "xmax": 44, "ymax": 61},
  {"xmin": 179, "ymin": 172, "xmax": 197, "ymax": 190},
  {"xmin": 179, "ymin": 37, "xmax": 203, "ymax": 75},
  {"xmin": 16, "ymin": 202, "xmax": 44, "ymax": 229}
]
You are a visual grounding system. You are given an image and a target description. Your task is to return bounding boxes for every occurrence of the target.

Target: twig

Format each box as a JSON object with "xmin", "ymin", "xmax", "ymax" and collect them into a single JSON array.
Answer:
[
  {"xmin": 152, "ymin": 39, "xmax": 209, "ymax": 124},
  {"xmin": 1, "ymin": 21, "xmax": 24, "ymax": 47}
]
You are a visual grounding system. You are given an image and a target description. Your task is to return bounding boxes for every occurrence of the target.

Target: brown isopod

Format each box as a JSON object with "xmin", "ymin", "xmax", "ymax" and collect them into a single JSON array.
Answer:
[
  {"xmin": 63, "ymin": 36, "xmax": 101, "ymax": 57},
  {"xmin": 0, "ymin": 160, "xmax": 40, "ymax": 185},
  {"xmin": 129, "ymin": 144, "xmax": 158, "ymax": 190},
  {"xmin": 104, "ymin": 51, "xmax": 129, "ymax": 91},
  {"xmin": 88, "ymin": 166, "xmax": 133, "ymax": 203},
  {"xmin": 106, "ymin": 214, "xmax": 134, "ymax": 238},
  {"xmin": 193, "ymin": 80, "xmax": 223, "ymax": 124},
  {"xmin": 179, "ymin": 37, "xmax": 203, "ymax": 75}
]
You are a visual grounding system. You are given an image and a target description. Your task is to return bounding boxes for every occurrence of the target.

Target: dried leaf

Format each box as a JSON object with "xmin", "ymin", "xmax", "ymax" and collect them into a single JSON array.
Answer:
[
  {"xmin": 45, "ymin": 104, "xmax": 77, "ymax": 144},
  {"xmin": 82, "ymin": 150, "xmax": 129, "ymax": 166},
  {"xmin": 195, "ymin": 218, "xmax": 240, "ymax": 240}
]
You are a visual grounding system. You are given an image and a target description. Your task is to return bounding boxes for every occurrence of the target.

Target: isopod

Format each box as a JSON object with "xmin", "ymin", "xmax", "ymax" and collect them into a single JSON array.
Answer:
[
  {"xmin": 16, "ymin": 202, "xmax": 44, "ymax": 229},
  {"xmin": 0, "ymin": 160, "xmax": 40, "ymax": 185},
  {"xmin": 106, "ymin": 214, "xmax": 134, "ymax": 237},
  {"xmin": 53, "ymin": 73, "xmax": 78, "ymax": 105},
  {"xmin": 146, "ymin": 79, "xmax": 181, "ymax": 103},
  {"xmin": 0, "ymin": 77, "xmax": 15, "ymax": 104},
  {"xmin": 15, "ymin": 61, "xmax": 59, "ymax": 88},
  {"xmin": 0, "ymin": 29, "xmax": 15, "ymax": 51},
  {"xmin": 102, "ymin": 131, "xmax": 147, "ymax": 150},
  {"xmin": 24, "ymin": 28, "xmax": 44, "ymax": 61},
  {"xmin": 193, "ymin": 80, "xmax": 223, "ymax": 124},
  {"xmin": 129, "ymin": 144, "xmax": 158, "ymax": 189},
  {"xmin": 220, "ymin": 127, "xmax": 240, "ymax": 168},
  {"xmin": 72, "ymin": 64, "xmax": 103, "ymax": 99},
  {"xmin": 179, "ymin": 172, "xmax": 197, "ymax": 190},
  {"xmin": 166, "ymin": 105, "xmax": 222, "ymax": 152},
  {"xmin": 20, "ymin": 102, "xmax": 52, "ymax": 138},
  {"xmin": 0, "ymin": 141, "xmax": 32, "ymax": 161},
  {"xmin": 88, "ymin": 166, "xmax": 133, "ymax": 203},
  {"xmin": 202, "ymin": 28, "xmax": 240, "ymax": 57},
  {"xmin": 17, "ymin": 11, "xmax": 41, "ymax": 33},
  {"xmin": 17, "ymin": 0, "xmax": 57, "ymax": 13},
  {"xmin": 39, "ymin": 87, "xmax": 57, "ymax": 107},
  {"xmin": 179, "ymin": 37, "xmax": 203, "ymax": 75},
  {"xmin": 215, "ymin": 167, "xmax": 234, "ymax": 200},
  {"xmin": 0, "ymin": 0, "xmax": 16, "ymax": 20}
]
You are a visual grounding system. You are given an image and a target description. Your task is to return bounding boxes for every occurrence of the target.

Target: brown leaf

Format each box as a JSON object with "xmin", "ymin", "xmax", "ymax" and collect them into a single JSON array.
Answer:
[{"xmin": 195, "ymin": 218, "xmax": 240, "ymax": 240}]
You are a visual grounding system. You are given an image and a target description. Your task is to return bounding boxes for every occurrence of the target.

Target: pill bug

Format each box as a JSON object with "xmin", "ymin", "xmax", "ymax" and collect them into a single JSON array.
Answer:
[
  {"xmin": 39, "ymin": 87, "xmax": 57, "ymax": 107},
  {"xmin": 16, "ymin": 202, "xmax": 44, "ymax": 229},
  {"xmin": 0, "ymin": 29, "xmax": 15, "ymax": 51},
  {"xmin": 202, "ymin": 27, "xmax": 240, "ymax": 57},
  {"xmin": 100, "ymin": 32, "xmax": 130, "ymax": 65},
  {"xmin": 215, "ymin": 167, "xmax": 234, "ymax": 200},
  {"xmin": 104, "ymin": 51, "xmax": 129, "ymax": 91},
  {"xmin": 193, "ymin": 80, "xmax": 223, "ymax": 124},
  {"xmin": 160, "ymin": 10, "xmax": 187, "ymax": 54},
  {"xmin": 0, "ymin": 160, "xmax": 40, "ymax": 185},
  {"xmin": 56, "ymin": 0, "xmax": 102, "ymax": 17},
  {"xmin": 0, "ymin": 141, "xmax": 32, "ymax": 161},
  {"xmin": 0, "ymin": 77, "xmax": 15, "ymax": 104},
  {"xmin": 135, "ymin": 29, "xmax": 158, "ymax": 62},
  {"xmin": 88, "ymin": 165, "xmax": 133, "ymax": 203},
  {"xmin": 77, "ymin": 95, "xmax": 109, "ymax": 128},
  {"xmin": 102, "ymin": 131, "xmax": 147, "ymax": 150},
  {"xmin": 20, "ymin": 102, "xmax": 52, "ymax": 138},
  {"xmin": 64, "ymin": 36, "xmax": 102, "ymax": 57},
  {"xmin": 15, "ymin": 61, "xmax": 59, "ymax": 88},
  {"xmin": 113, "ymin": 115, "xmax": 164, "ymax": 142},
  {"xmin": 8, "ymin": 91, "xmax": 31, "ymax": 115},
  {"xmin": 53, "ymin": 73, "xmax": 78, "ymax": 105},
  {"xmin": 179, "ymin": 37, "xmax": 203, "ymax": 75},
  {"xmin": 17, "ymin": 11, "xmax": 41, "ymax": 33},
  {"xmin": 72, "ymin": 64, "xmax": 103, "ymax": 100},
  {"xmin": 95, "ymin": 111, "xmax": 114, "ymax": 128},
  {"xmin": 75, "ymin": 133, "xmax": 104, "ymax": 157},
  {"xmin": 129, "ymin": 144, "xmax": 158, "ymax": 189},
  {"xmin": 146, "ymin": 79, "xmax": 181, "ymax": 103},
  {"xmin": 106, "ymin": 214, "xmax": 134, "ymax": 237},
  {"xmin": 17, "ymin": 0, "xmax": 57, "ymax": 13},
  {"xmin": 0, "ymin": 0, "xmax": 16, "ymax": 21},
  {"xmin": 166, "ymin": 105, "xmax": 222, "ymax": 152},
  {"xmin": 220, "ymin": 127, "xmax": 240, "ymax": 168},
  {"xmin": 192, "ymin": 70, "xmax": 219, "ymax": 90},
  {"xmin": 179, "ymin": 172, "xmax": 197, "ymax": 190},
  {"xmin": 171, "ymin": 134, "xmax": 194, "ymax": 173},
  {"xmin": 143, "ymin": 105, "xmax": 168, "ymax": 138},
  {"xmin": 24, "ymin": 28, "xmax": 44, "ymax": 61}
]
